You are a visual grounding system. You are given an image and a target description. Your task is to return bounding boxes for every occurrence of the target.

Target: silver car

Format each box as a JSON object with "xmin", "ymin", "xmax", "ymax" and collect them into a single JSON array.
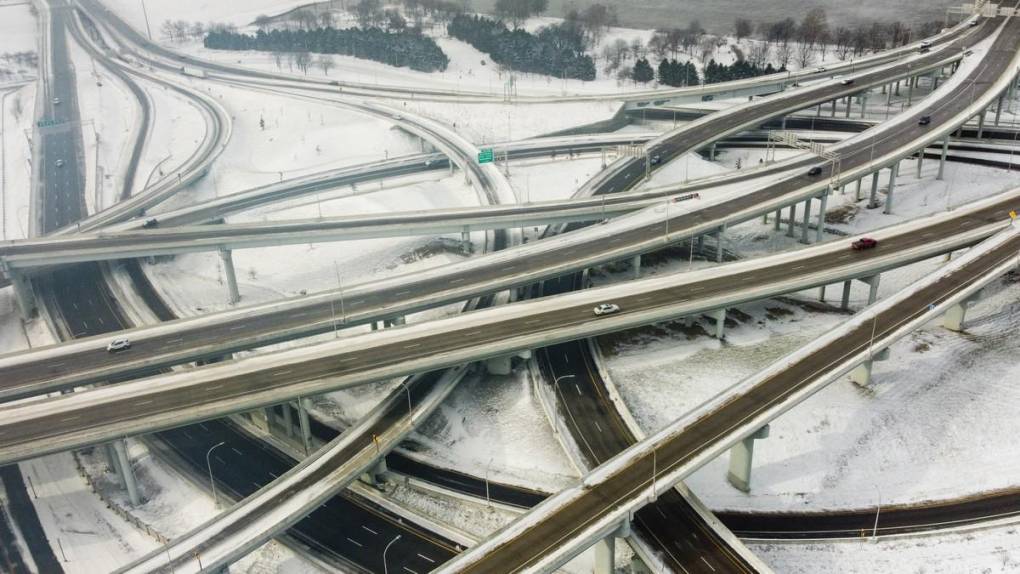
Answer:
[
  {"xmin": 106, "ymin": 338, "xmax": 132, "ymax": 353},
  {"xmin": 593, "ymin": 303, "xmax": 621, "ymax": 316}
]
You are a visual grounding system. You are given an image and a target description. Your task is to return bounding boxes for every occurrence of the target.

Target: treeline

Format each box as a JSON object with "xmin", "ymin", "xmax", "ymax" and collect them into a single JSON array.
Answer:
[
  {"xmin": 655, "ymin": 59, "xmax": 700, "ymax": 87},
  {"xmin": 703, "ymin": 59, "xmax": 783, "ymax": 85},
  {"xmin": 203, "ymin": 27, "xmax": 449, "ymax": 73},
  {"xmin": 447, "ymin": 14, "xmax": 596, "ymax": 81}
]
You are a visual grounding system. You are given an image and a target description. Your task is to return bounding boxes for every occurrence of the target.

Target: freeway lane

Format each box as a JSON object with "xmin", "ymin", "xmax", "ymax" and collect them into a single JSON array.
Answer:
[
  {"xmin": 443, "ymin": 228, "xmax": 1020, "ymax": 573},
  {"xmin": 1, "ymin": 188, "xmax": 1017, "ymax": 464},
  {"xmin": 0, "ymin": 13, "xmax": 1010, "ymax": 398}
]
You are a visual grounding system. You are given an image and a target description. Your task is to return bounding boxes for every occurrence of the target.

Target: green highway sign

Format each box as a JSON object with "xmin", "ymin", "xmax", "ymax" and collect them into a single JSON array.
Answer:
[
  {"xmin": 478, "ymin": 148, "xmax": 494, "ymax": 164},
  {"xmin": 36, "ymin": 118, "xmax": 61, "ymax": 128}
]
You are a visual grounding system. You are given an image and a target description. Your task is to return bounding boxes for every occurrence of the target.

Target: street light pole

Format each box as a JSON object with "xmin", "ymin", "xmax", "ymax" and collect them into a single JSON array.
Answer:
[
  {"xmin": 871, "ymin": 484, "xmax": 882, "ymax": 540},
  {"xmin": 334, "ymin": 261, "xmax": 345, "ymax": 324},
  {"xmin": 382, "ymin": 534, "xmax": 401, "ymax": 574},
  {"xmin": 485, "ymin": 457, "xmax": 494, "ymax": 507},
  {"xmin": 205, "ymin": 441, "xmax": 226, "ymax": 508}
]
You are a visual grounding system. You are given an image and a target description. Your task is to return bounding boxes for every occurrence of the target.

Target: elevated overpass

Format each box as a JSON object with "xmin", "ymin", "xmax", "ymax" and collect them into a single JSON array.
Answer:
[
  {"xmin": 436, "ymin": 223, "xmax": 1020, "ymax": 573},
  {"xmin": 2, "ymin": 10, "xmax": 1017, "ymax": 401},
  {"xmin": 0, "ymin": 187, "xmax": 1017, "ymax": 465},
  {"xmin": 76, "ymin": 0, "xmax": 980, "ymax": 105}
]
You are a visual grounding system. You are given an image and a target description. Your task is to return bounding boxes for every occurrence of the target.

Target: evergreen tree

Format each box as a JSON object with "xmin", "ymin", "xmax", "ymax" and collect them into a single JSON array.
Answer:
[{"xmin": 632, "ymin": 57, "xmax": 654, "ymax": 83}]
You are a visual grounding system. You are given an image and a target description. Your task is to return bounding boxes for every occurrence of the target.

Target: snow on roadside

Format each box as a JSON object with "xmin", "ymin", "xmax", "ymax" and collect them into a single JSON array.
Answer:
[
  {"xmin": 751, "ymin": 520, "xmax": 1020, "ymax": 574},
  {"xmin": 1, "ymin": 81, "xmax": 34, "ymax": 240}
]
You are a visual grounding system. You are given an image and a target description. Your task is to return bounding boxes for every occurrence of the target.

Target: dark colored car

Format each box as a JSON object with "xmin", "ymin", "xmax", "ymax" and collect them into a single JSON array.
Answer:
[
  {"xmin": 918, "ymin": 115, "xmax": 932, "ymax": 126},
  {"xmin": 840, "ymin": 78, "xmax": 855, "ymax": 86},
  {"xmin": 142, "ymin": 218, "xmax": 159, "ymax": 228},
  {"xmin": 650, "ymin": 154, "xmax": 662, "ymax": 165},
  {"xmin": 852, "ymin": 237, "xmax": 879, "ymax": 251},
  {"xmin": 807, "ymin": 166, "xmax": 824, "ymax": 176}
]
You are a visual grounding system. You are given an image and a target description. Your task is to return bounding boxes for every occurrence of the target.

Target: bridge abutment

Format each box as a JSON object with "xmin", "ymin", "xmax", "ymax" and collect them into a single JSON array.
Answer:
[
  {"xmin": 726, "ymin": 424, "xmax": 770, "ymax": 492},
  {"xmin": 218, "ymin": 247, "xmax": 240, "ymax": 305}
]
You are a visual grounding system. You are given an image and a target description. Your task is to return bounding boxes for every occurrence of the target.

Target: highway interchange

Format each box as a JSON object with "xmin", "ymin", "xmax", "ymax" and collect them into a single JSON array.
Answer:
[{"xmin": 2, "ymin": 0, "xmax": 1020, "ymax": 573}]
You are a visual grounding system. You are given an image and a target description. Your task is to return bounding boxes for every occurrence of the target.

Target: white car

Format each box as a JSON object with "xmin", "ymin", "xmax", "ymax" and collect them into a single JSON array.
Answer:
[
  {"xmin": 106, "ymin": 338, "xmax": 132, "ymax": 353},
  {"xmin": 55, "ymin": 159, "xmax": 65, "ymax": 167},
  {"xmin": 593, "ymin": 303, "xmax": 621, "ymax": 316},
  {"xmin": 52, "ymin": 97, "xmax": 61, "ymax": 105}
]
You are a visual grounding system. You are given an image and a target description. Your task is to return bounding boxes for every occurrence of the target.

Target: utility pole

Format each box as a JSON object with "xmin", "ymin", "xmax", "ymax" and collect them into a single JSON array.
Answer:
[{"xmin": 139, "ymin": 0, "xmax": 153, "ymax": 41}]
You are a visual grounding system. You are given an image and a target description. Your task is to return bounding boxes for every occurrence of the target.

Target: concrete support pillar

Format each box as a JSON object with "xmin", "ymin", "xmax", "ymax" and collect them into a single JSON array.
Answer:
[
  {"xmin": 869, "ymin": 171, "xmax": 881, "ymax": 208},
  {"xmin": 7, "ymin": 269, "xmax": 37, "ymax": 318},
  {"xmin": 841, "ymin": 280, "xmax": 852, "ymax": 311},
  {"xmin": 594, "ymin": 538, "xmax": 615, "ymax": 574},
  {"xmin": 860, "ymin": 93, "xmax": 869, "ymax": 119},
  {"xmin": 916, "ymin": 151, "xmax": 923, "ymax": 179},
  {"xmin": 218, "ymin": 247, "xmax": 241, "ymax": 305},
  {"xmin": 773, "ymin": 209, "xmax": 782, "ymax": 231},
  {"xmin": 886, "ymin": 83, "xmax": 894, "ymax": 106},
  {"xmin": 113, "ymin": 439, "xmax": 141, "ymax": 507},
  {"xmin": 937, "ymin": 137, "xmax": 949, "ymax": 181},
  {"xmin": 297, "ymin": 398, "xmax": 312, "ymax": 455},
  {"xmin": 709, "ymin": 142, "xmax": 717, "ymax": 161},
  {"xmin": 816, "ymin": 103, "xmax": 822, "ymax": 116},
  {"xmin": 977, "ymin": 109, "xmax": 986, "ymax": 139},
  {"xmin": 818, "ymin": 284, "xmax": 826, "ymax": 302},
  {"xmin": 907, "ymin": 75, "xmax": 915, "ymax": 106},
  {"xmin": 282, "ymin": 403, "xmax": 294, "ymax": 438},
  {"xmin": 894, "ymin": 79, "xmax": 900, "ymax": 96},
  {"xmin": 800, "ymin": 198, "xmax": 812, "ymax": 244},
  {"xmin": 461, "ymin": 228, "xmax": 471, "ymax": 247},
  {"xmin": 697, "ymin": 234, "xmax": 706, "ymax": 253},
  {"xmin": 863, "ymin": 274, "xmax": 881, "ymax": 305},
  {"xmin": 995, "ymin": 94, "xmax": 1005, "ymax": 126},
  {"xmin": 943, "ymin": 302, "xmax": 968, "ymax": 332},
  {"xmin": 485, "ymin": 355, "xmax": 513, "ymax": 376},
  {"xmin": 815, "ymin": 190, "xmax": 829, "ymax": 243},
  {"xmin": 831, "ymin": 98, "xmax": 837, "ymax": 117},
  {"xmin": 855, "ymin": 178, "xmax": 863, "ymax": 201},
  {"xmin": 844, "ymin": 96, "xmax": 852, "ymax": 118},
  {"xmin": 726, "ymin": 425, "xmax": 770, "ymax": 492},
  {"xmin": 786, "ymin": 205, "xmax": 796, "ymax": 237},
  {"xmin": 391, "ymin": 316, "xmax": 406, "ymax": 327},
  {"xmin": 361, "ymin": 459, "xmax": 389, "ymax": 486},
  {"xmin": 849, "ymin": 360, "xmax": 873, "ymax": 386},
  {"xmin": 883, "ymin": 163, "xmax": 898, "ymax": 215},
  {"xmin": 631, "ymin": 254, "xmax": 641, "ymax": 280},
  {"xmin": 713, "ymin": 308, "xmax": 726, "ymax": 340},
  {"xmin": 105, "ymin": 443, "xmax": 123, "ymax": 478},
  {"xmin": 716, "ymin": 225, "xmax": 726, "ymax": 262}
]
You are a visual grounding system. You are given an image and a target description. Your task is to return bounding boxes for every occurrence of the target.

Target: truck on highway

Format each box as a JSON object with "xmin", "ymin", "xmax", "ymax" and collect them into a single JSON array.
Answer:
[{"xmin": 180, "ymin": 66, "xmax": 207, "ymax": 79}]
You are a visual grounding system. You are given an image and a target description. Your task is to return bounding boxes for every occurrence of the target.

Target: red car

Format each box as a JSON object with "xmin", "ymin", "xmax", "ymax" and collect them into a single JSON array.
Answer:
[{"xmin": 852, "ymin": 237, "xmax": 879, "ymax": 251}]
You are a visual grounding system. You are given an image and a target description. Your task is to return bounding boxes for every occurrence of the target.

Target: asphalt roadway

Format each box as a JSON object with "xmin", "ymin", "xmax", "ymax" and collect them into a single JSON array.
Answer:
[
  {"xmin": 0, "ymin": 14, "xmax": 1005, "ymax": 400},
  {"xmin": 450, "ymin": 231, "xmax": 1020, "ymax": 572}
]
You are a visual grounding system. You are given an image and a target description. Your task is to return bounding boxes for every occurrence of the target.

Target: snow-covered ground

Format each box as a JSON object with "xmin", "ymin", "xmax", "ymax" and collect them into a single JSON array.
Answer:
[
  {"xmin": 600, "ymin": 154, "xmax": 1020, "ymax": 513},
  {"xmin": 1, "ymin": 81, "xmax": 35, "ymax": 241},
  {"xmin": 751, "ymin": 521, "xmax": 1020, "ymax": 573},
  {"xmin": 0, "ymin": 2, "xmax": 38, "ymax": 82}
]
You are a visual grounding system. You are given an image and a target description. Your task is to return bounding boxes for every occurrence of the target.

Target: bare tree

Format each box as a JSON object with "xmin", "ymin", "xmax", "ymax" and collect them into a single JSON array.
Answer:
[
  {"xmin": 748, "ymin": 41, "xmax": 770, "ymax": 67},
  {"xmin": 317, "ymin": 55, "xmax": 334, "ymax": 75},
  {"xmin": 295, "ymin": 51, "xmax": 312, "ymax": 74},
  {"xmin": 833, "ymin": 26, "xmax": 853, "ymax": 60},
  {"xmin": 254, "ymin": 14, "xmax": 272, "ymax": 31}
]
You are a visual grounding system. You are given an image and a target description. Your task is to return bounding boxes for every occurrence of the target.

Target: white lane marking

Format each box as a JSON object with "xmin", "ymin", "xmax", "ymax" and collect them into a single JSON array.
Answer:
[
  {"xmin": 451, "ymin": 278, "xmax": 464, "ymax": 284},
  {"xmin": 700, "ymin": 556, "xmax": 717, "ymax": 572},
  {"xmin": 396, "ymin": 290, "xmax": 411, "ymax": 296},
  {"xmin": 404, "ymin": 343, "xmax": 422, "ymax": 350},
  {"xmin": 135, "ymin": 400, "xmax": 153, "ymax": 406},
  {"xmin": 252, "ymin": 481, "xmax": 262, "ymax": 489},
  {"xmin": 504, "ymin": 265, "xmax": 517, "ymax": 271},
  {"xmin": 231, "ymin": 448, "xmax": 243, "ymax": 456},
  {"xmin": 792, "ymin": 265, "xmax": 806, "ymax": 271},
  {"xmin": 51, "ymin": 362, "xmax": 65, "ymax": 368},
  {"xmin": 346, "ymin": 537, "xmax": 363, "ymax": 548},
  {"xmin": 208, "ymin": 384, "xmax": 223, "ymax": 391},
  {"xmin": 466, "ymin": 331, "xmax": 482, "ymax": 337},
  {"xmin": 403, "ymin": 568, "xmax": 419, "ymax": 574},
  {"xmin": 198, "ymin": 424, "xmax": 208, "ymax": 431},
  {"xmin": 594, "ymin": 421, "xmax": 603, "ymax": 433},
  {"xmin": 60, "ymin": 415, "xmax": 81, "ymax": 423},
  {"xmin": 525, "ymin": 319, "xmax": 542, "ymax": 325},
  {"xmin": 272, "ymin": 370, "xmax": 293, "ymax": 377},
  {"xmin": 229, "ymin": 325, "xmax": 245, "ymax": 331},
  {"xmin": 167, "ymin": 337, "xmax": 184, "ymax": 344},
  {"xmin": 417, "ymin": 554, "xmax": 435, "ymax": 564},
  {"xmin": 574, "ymin": 384, "xmax": 583, "ymax": 396},
  {"xmin": 361, "ymin": 525, "xmax": 378, "ymax": 535},
  {"xmin": 292, "ymin": 311, "xmax": 309, "ymax": 318},
  {"xmin": 269, "ymin": 472, "xmax": 279, "ymax": 479}
]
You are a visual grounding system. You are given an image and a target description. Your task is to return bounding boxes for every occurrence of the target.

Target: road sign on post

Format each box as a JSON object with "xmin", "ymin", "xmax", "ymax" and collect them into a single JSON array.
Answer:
[{"xmin": 478, "ymin": 148, "xmax": 494, "ymax": 164}]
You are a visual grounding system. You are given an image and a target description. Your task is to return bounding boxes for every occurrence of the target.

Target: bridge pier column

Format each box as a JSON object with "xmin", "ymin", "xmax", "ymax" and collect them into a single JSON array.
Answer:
[
  {"xmin": 113, "ymin": 439, "xmax": 141, "ymax": 506},
  {"xmin": 361, "ymin": 458, "xmax": 389, "ymax": 486},
  {"xmin": 815, "ymin": 189, "xmax": 829, "ymax": 243},
  {"xmin": 886, "ymin": 83, "xmax": 894, "ymax": 107},
  {"xmin": 392, "ymin": 315, "xmax": 406, "ymax": 326},
  {"xmin": 297, "ymin": 398, "xmax": 312, "ymax": 456},
  {"xmin": 943, "ymin": 293, "xmax": 982, "ymax": 332},
  {"xmin": 105, "ymin": 443, "xmax": 123, "ymax": 479},
  {"xmin": 716, "ymin": 224, "xmax": 726, "ymax": 262},
  {"xmin": 816, "ymin": 103, "xmax": 822, "ymax": 117},
  {"xmin": 844, "ymin": 96, "xmax": 852, "ymax": 118},
  {"xmin": 7, "ymin": 268, "xmax": 37, "ymax": 319},
  {"xmin": 697, "ymin": 234, "xmax": 705, "ymax": 253},
  {"xmin": 850, "ymin": 360, "xmax": 873, "ymax": 386},
  {"xmin": 916, "ymin": 151, "xmax": 923, "ymax": 179},
  {"xmin": 818, "ymin": 284, "xmax": 826, "ymax": 302},
  {"xmin": 461, "ymin": 228, "xmax": 471, "ymax": 251},
  {"xmin": 485, "ymin": 355, "xmax": 513, "ymax": 376},
  {"xmin": 218, "ymin": 247, "xmax": 241, "ymax": 305},
  {"xmin": 883, "ymin": 163, "xmax": 898, "ymax": 215},
  {"xmin": 977, "ymin": 109, "xmax": 986, "ymax": 139},
  {"xmin": 831, "ymin": 98, "xmax": 837, "ymax": 117},
  {"xmin": 995, "ymin": 94, "xmax": 1005, "ymax": 126},
  {"xmin": 841, "ymin": 280, "xmax": 852, "ymax": 311},
  {"xmin": 773, "ymin": 209, "xmax": 781, "ymax": 231},
  {"xmin": 800, "ymin": 198, "xmax": 812, "ymax": 244},
  {"xmin": 709, "ymin": 142, "xmax": 717, "ymax": 161},
  {"xmin": 281, "ymin": 402, "xmax": 294, "ymax": 438},
  {"xmin": 631, "ymin": 254, "xmax": 641, "ymax": 280},
  {"xmin": 786, "ymin": 205, "xmax": 796, "ymax": 237},
  {"xmin": 894, "ymin": 79, "xmax": 901, "ymax": 96},
  {"xmin": 862, "ymin": 274, "xmax": 881, "ymax": 305},
  {"xmin": 855, "ymin": 178, "xmax": 863, "ymax": 201},
  {"xmin": 868, "ymin": 171, "xmax": 880, "ymax": 208},
  {"xmin": 594, "ymin": 538, "xmax": 615, "ymax": 574},
  {"xmin": 860, "ymin": 93, "xmax": 869, "ymax": 119},
  {"xmin": 937, "ymin": 137, "xmax": 949, "ymax": 181},
  {"xmin": 726, "ymin": 425, "xmax": 770, "ymax": 492},
  {"xmin": 712, "ymin": 308, "xmax": 726, "ymax": 340},
  {"xmin": 907, "ymin": 75, "xmax": 915, "ymax": 106}
]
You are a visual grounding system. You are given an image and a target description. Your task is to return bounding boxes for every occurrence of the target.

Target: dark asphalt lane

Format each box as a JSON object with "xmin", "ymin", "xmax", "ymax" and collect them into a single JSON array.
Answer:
[
  {"xmin": 0, "ymin": 22, "xmax": 1006, "ymax": 400},
  {"xmin": 454, "ymin": 230, "xmax": 1020, "ymax": 573}
]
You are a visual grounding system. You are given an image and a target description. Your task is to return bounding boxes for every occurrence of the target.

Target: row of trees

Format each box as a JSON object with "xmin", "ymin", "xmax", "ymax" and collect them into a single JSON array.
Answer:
[
  {"xmin": 447, "ymin": 15, "xmax": 596, "ymax": 80},
  {"xmin": 160, "ymin": 20, "xmax": 236, "ymax": 43},
  {"xmin": 203, "ymin": 27, "xmax": 449, "ymax": 73},
  {"xmin": 702, "ymin": 59, "xmax": 784, "ymax": 84},
  {"xmin": 736, "ymin": 9, "xmax": 944, "ymax": 68}
]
